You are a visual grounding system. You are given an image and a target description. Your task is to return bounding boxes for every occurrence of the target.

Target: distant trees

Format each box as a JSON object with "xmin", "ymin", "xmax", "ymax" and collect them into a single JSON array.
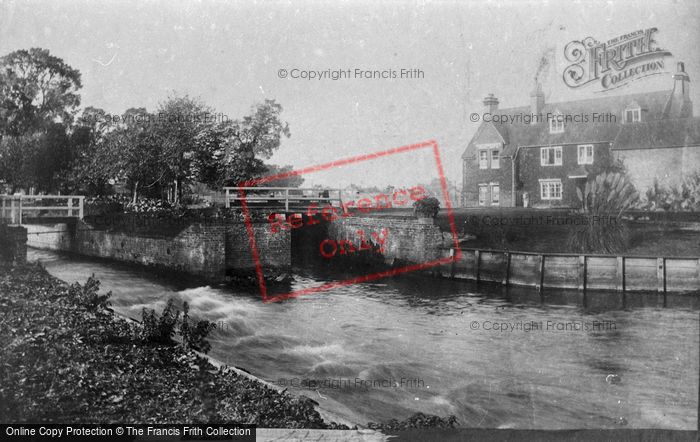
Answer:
[
  {"xmin": 0, "ymin": 48, "xmax": 82, "ymax": 136},
  {"xmin": 0, "ymin": 47, "xmax": 297, "ymax": 201},
  {"xmin": 0, "ymin": 48, "xmax": 82, "ymax": 193}
]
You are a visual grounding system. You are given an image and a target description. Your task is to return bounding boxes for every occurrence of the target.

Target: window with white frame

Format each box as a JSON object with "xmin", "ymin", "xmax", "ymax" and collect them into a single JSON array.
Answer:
[
  {"xmin": 478, "ymin": 185, "xmax": 488, "ymax": 206},
  {"xmin": 490, "ymin": 184, "xmax": 500, "ymax": 205},
  {"xmin": 478, "ymin": 150, "xmax": 488, "ymax": 169},
  {"xmin": 540, "ymin": 179, "xmax": 562, "ymax": 200},
  {"xmin": 625, "ymin": 104, "xmax": 641, "ymax": 123},
  {"xmin": 549, "ymin": 111, "xmax": 564, "ymax": 133},
  {"xmin": 577, "ymin": 144, "xmax": 594, "ymax": 164},
  {"xmin": 490, "ymin": 149, "xmax": 500, "ymax": 169},
  {"xmin": 540, "ymin": 146, "xmax": 562, "ymax": 166}
]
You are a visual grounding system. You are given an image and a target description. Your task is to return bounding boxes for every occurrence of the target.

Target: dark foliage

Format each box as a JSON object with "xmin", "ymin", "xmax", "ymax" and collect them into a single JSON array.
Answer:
[
  {"xmin": 413, "ymin": 197, "xmax": 440, "ymax": 218},
  {"xmin": 0, "ymin": 264, "xmax": 348, "ymax": 428},
  {"xmin": 368, "ymin": 412, "xmax": 458, "ymax": 431}
]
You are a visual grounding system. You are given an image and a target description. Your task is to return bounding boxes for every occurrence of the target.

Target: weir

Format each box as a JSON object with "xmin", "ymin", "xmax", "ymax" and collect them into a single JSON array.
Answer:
[{"xmin": 15, "ymin": 208, "xmax": 700, "ymax": 295}]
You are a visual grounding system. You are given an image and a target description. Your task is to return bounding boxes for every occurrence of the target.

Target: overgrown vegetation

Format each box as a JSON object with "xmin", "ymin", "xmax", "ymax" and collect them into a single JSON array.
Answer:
[
  {"xmin": 567, "ymin": 172, "xmax": 638, "ymax": 254},
  {"xmin": 638, "ymin": 173, "xmax": 700, "ymax": 212},
  {"xmin": 413, "ymin": 196, "xmax": 440, "ymax": 218},
  {"xmin": 368, "ymin": 412, "xmax": 458, "ymax": 431},
  {"xmin": 0, "ymin": 264, "xmax": 348, "ymax": 427}
]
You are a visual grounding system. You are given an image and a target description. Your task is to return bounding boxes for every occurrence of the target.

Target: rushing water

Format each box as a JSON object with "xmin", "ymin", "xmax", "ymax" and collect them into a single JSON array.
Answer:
[{"xmin": 28, "ymin": 248, "xmax": 699, "ymax": 430}]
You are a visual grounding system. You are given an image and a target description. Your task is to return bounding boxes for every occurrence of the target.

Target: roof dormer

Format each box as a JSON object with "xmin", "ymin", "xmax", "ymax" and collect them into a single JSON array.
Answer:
[
  {"xmin": 624, "ymin": 101, "xmax": 641, "ymax": 123},
  {"xmin": 549, "ymin": 109, "xmax": 564, "ymax": 134}
]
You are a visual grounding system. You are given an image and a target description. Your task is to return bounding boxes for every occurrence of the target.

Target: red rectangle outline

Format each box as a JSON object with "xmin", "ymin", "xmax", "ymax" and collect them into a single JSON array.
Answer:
[{"xmin": 239, "ymin": 140, "xmax": 463, "ymax": 303}]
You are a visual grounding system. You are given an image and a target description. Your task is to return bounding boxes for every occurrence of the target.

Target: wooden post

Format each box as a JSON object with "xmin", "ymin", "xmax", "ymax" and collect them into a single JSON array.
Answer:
[
  {"xmin": 474, "ymin": 250, "xmax": 480, "ymax": 282},
  {"xmin": 18, "ymin": 197, "xmax": 22, "ymax": 225},
  {"xmin": 67, "ymin": 197, "xmax": 73, "ymax": 217},
  {"xmin": 285, "ymin": 188, "xmax": 290, "ymax": 212},
  {"xmin": 616, "ymin": 256, "xmax": 625, "ymax": 292},
  {"xmin": 657, "ymin": 258, "xmax": 666, "ymax": 293},
  {"xmin": 225, "ymin": 188, "xmax": 230, "ymax": 208},
  {"xmin": 578, "ymin": 255, "xmax": 587, "ymax": 291},
  {"xmin": 78, "ymin": 196, "xmax": 84, "ymax": 219},
  {"xmin": 503, "ymin": 252, "xmax": 510, "ymax": 285},
  {"xmin": 538, "ymin": 255, "xmax": 545, "ymax": 291}
]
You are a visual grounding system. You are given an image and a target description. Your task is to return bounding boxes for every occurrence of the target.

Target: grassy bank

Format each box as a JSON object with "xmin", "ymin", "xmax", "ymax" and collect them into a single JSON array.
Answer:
[{"xmin": 0, "ymin": 263, "xmax": 348, "ymax": 428}]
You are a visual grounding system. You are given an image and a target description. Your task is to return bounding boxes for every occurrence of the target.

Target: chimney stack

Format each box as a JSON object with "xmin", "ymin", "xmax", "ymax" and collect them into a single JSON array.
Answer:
[
  {"xmin": 530, "ymin": 82, "xmax": 545, "ymax": 117},
  {"xmin": 664, "ymin": 62, "xmax": 693, "ymax": 119},
  {"xmin": 483, "ymin": 93, "xmax": 499, "ymax": 115}
]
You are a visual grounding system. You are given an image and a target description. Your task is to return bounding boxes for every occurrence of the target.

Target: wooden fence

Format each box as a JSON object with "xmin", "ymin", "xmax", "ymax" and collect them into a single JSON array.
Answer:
[
  {"xmin": 223, "ymin": 187, "xmax": 342, "ymax": 211},
  {"xmin": 0, "ymin": 195, "xmax": 84, "ymax": 224},
  {"xmin": 441, "ymin": 248, "xmax": 700, "ymax": 293}
]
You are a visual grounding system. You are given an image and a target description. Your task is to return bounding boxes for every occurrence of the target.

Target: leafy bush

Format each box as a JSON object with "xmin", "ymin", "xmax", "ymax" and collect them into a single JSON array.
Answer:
[
  {"xmin": 141, "ymin": 299, "xmax": 181, "ymax": 344},
  {"xmin": 68, "ymin": 275, "xmax": 112, "ymax": 313},
  {"xmin": 368, "ymin": 412, "xmax": 458, "ymax": 431},
  {"xmin": 638, "ymin": 173, "xmax": 700, "ymax": 212},
  {"xmin": 84, "ymin": 195, "xmax": 129, "ymax": 216},
  {"xmin": 413, "ymin": 196, "xmax": 440, "ymax": 218},
  {"xmin": 141, "ymin": 299, "xmax": 216, "ymax": 354},
  {"xmin": 567, "ymin": 172, "xmax": 638, "ymax": 254},
  {"xmin": 125, "ymin": 197, "xmax": 186, "ymax": 215},
  {"xmin": 179, "ymin": 301, "xmax": 217, "ymax": 353}
]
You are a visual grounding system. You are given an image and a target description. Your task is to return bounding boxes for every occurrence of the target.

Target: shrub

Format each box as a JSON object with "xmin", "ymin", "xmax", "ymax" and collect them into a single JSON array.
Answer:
[
  {"xmin": 179, "ymin": 301, "xmax": 217, "ymax": 353},
  {"xmin": 141, "ymin": 299, "xmax": 216, "ymax": 354},
  {"xmin": 141, "ymin": 299, "xmax": 181, "ymax": 344},
  {"xmin": 368, "ymin": 412, "xmax": 458, "ymax": 431},
  {"xmin": 639, "ymin": 173, "xmax": 700, "ymax": 212},
  {"xmin": 567, "ymin": 172, "xmax": 638, "ymax": 254},
  {"xmin": 68, "ymin": 275, "xmax": 112, "ymax": 313},
  {"xmin": 413, "ymin": 196, "xmax": 440, "ymax": 218}
]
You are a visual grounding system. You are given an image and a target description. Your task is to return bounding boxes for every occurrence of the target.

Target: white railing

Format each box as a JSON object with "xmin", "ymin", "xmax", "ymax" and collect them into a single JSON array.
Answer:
[
  {"xmin": 223, "ymin": 187, "xmax": 342, "ymax": 211},
  {"xmin": 0, "ymin": 195, "xmax": 84, "ymax": 224}
]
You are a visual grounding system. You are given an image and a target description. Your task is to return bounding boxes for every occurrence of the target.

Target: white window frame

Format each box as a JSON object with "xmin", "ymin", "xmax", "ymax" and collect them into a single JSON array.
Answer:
[
  {"xmin": 540, "ymin": 146, "xmax": 562, "ymax": 166},
  {"xmin": 539, "ymin": 179, "xmax": 562, "ymax": 200},
  {"xmin": 490, "ymin": 149, "xmax": 500, "ymax": 169},
  {"xmin": 478, "ymin": 184, "xmax": 488, "ymax": 206},
  {"xmin": 625, "ymin": 105, "xmax": 641, "ymax": 123},
  {"xmin": 490, "ymin": 183, "xmax": 500, "ymax": 205},
  {"xmin": 549, "ymin": 111, "xmax": 564, "ymax": 134},
  {"xmin": 577, "ymin": 144, "xmax": 594, "ymax": 165},
  {"xmin": 478, "ymin": 150, "xmax": 488, "ymax": 169}
]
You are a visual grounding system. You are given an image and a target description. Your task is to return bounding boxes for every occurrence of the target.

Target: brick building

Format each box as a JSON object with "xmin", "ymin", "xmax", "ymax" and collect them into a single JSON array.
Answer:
[{"xmin": 462, "ymin": 62, "xmax": 700, "ymax": 208}]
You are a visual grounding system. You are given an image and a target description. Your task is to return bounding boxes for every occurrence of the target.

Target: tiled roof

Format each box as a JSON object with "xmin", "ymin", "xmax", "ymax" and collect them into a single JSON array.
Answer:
[
  {"xmin": 613, "ymin": 117, "xmax": 700, "ymax": 150},
  {"xmin": 466, "ymin": 89, "xmax": 700, "ymax": 156}
]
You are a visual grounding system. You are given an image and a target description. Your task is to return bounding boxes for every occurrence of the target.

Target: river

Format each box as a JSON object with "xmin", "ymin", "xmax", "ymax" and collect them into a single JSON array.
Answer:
[{"xmin": 28, "ymin": 248, "xmax": 699, "ymax": 430}]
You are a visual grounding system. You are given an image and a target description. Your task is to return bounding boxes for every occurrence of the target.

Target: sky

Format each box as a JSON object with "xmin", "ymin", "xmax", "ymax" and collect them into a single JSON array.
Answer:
[{"xmin": 1, "ymin": 0, "xmax": 699, "ymax": 188}]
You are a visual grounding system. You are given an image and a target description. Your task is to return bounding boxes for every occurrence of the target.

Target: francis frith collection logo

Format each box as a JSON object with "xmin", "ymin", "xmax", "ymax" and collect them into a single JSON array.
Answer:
[{"xmin": 563, "ymin": 28, "xmax": 672, "ymax": 91}]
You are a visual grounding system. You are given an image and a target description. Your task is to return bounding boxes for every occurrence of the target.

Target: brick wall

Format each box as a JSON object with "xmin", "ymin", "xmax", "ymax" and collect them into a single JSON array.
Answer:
[
  {"xmin": 25, "ymin": 218, "xmax": 291, "ymax": 280},
  {"xmin": 225, "ymin": 222, "xmax": 291, "ymax": 271},
  {"xmin": 519, "ymin": 142, "xmax": 613, "ymax": 208},
  {"xmin": 462, "ymin": 124, "xmax": 514, "ymax": 207},
  {"xmin": 327, "ymin": 216, "xmax": 443, "ymax": 264}
]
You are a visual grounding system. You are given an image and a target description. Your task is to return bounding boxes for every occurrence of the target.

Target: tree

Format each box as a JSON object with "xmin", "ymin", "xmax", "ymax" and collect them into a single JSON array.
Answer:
[
  {"xmin": 0, "ymin": 48, "xmax": 82, "ymax": 136},
  {"xmin": 109, "ymin": 108, "xmax": 167, "ymax": 203},
  {"xmin": 263, "ymin": 164, "xmax": 304, "ymax": 188},
  {"xmin": 154, "ymin": 95, "xmax": 217, "ymax": 202},
  {"xmin": 219, "ymin": 99, "xmax": 291, "ymax": 187},
  {"xmin": 61, "ymin": 107, "xmax": 115, "ymax": 195}
]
